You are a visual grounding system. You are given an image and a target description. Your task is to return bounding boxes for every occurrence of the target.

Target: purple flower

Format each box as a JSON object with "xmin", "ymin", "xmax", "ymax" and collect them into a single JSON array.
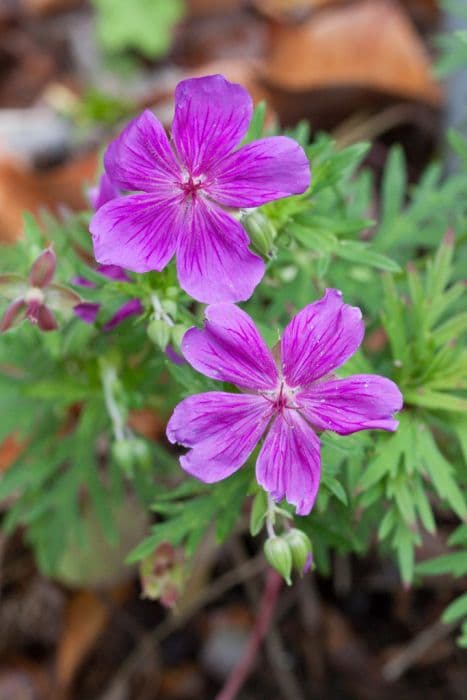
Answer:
[
  {"xmin": 90, "ymin": 74, "xmax": 311, "ymax": 303},
  {"xmin": 0, "ymin": 248, "xmax": 81, "ymax": 333},
  {"xmin": 167, "ymin": 290, "xmax": 403, "ymax": 515}
]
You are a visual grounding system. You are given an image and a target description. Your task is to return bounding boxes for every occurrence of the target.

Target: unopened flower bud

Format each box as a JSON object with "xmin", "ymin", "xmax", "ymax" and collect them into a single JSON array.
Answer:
[
  {"xmin": 112, "ymin": 437, "xmax": 149, "ymax": 475},
  {"xmin": 161, "ymin": 299, "xmax": 177, "ymax": 318},
  {"xmin": 147, "ymin": 318, "xmax": 170, "ymax": 350},
  {"xmin": 242, "ymin": 210, "xmax": 277, "ymax": 258},
  {"xmin": 284, "ymin": 528, "xmax": 312, "ymax": 575},
  {"xmin": 264, "ymin": 536, "xmax": 292, "ymax": 585},
  {"xmin": 171, "ymin": 323, "xmax": 188, "ymax": 349}
]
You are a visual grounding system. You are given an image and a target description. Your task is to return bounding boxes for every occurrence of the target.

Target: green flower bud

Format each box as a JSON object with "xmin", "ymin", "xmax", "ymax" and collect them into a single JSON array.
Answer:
[
  {"xmin": 112, "ymin": 437, "xmax": 150, "ymax": 475},
  {"xmin": 242, "ymin": 210, "xmax": 277, "ymax": 258},
  {"xmin": 284, "ymin": 528, "xmax": 312, "ymax": 574},
  {"xmin": 147, "ymin": 318, "xmax": 170, "ymax": 350},
  {"xmin": 161, "ymin": 299, "xmax": 177, "ymax": 318},
  {"xmin": 112, "ymin": 438, "xmax": 135, "ymax": 475},
  {"xmin": 264, "ymin": 536, "xmax": 292, "ymax": 585},
  {"xmin": 171, "ymin": 323, "xmax": 188, "ymax": 349}
]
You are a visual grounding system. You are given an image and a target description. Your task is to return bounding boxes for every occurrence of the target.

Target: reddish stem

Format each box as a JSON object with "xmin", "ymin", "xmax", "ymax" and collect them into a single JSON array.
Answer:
[{"xmin": 214, "ymin": 568, "xmax": 283, "ymax": 700}]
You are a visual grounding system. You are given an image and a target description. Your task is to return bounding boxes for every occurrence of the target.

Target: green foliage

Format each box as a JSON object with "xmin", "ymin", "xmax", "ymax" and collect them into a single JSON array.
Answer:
[
  {"xmin": 92, "ymin": 0, "xmax": 185, "ymax": 59},
  {"xmin": 0, "ymin": 97, "xmax": 466, "ymax": 650}
]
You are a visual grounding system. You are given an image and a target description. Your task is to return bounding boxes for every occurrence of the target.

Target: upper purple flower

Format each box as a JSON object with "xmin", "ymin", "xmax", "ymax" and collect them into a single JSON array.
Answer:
[
  {"xmin": 167, "ymin": 290, "xmax": 403, "ymax": 515},
  {"xmin": 90, "ymin": 74, "xmax": 311, "ymax": 303}
]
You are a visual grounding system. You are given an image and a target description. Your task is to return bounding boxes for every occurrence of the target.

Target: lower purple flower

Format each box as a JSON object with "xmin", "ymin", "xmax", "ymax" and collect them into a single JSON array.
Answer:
[{"xmin": 166, "ymin": 289, "xmax": 403, "ymax": 515}]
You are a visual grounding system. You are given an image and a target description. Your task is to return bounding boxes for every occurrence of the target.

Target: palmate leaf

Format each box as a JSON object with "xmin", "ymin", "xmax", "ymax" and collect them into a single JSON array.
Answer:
[{"xmin": 127, "ymin": 467, "xmax": 252, "ymax": 563}]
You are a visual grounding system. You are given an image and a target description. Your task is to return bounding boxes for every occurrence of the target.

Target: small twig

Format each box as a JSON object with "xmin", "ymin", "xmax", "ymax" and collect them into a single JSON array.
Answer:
[
  {"xmin": 214, "ymin": 568, "xmax": 283, "ymax": 700},
  {"xmin": 382, "ymin": 620, "xmax": 458, "ymax": 682}
]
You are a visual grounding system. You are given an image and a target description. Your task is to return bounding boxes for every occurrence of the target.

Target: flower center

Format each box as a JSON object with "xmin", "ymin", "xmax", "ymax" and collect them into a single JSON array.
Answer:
[
  {"xmin": 24, "ymin": 287, "xmax": 45, "ymax": 305},
  {"xmin": 180, "ymin": 173, "xmax": 205, "ymax": 200},
  {"xmin": 264, "ymin": 381, "xmax": 298, "ymax": 414}
]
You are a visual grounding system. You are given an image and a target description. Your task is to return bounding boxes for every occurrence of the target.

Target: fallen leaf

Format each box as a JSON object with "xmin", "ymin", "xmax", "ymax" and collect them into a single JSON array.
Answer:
[
  {"xmin": 261, "ymin": 0, "xmax": 441, "ymax": 104},
  {"xmin": 0, "ymin": 152, "xmax": 97, "ymax": 243},
  {"xmin": 54, "ymin": 586, "xmax": 130, "ymax": 692}
]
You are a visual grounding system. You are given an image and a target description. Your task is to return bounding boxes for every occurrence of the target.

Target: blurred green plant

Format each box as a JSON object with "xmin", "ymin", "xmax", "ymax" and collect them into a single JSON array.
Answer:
[{"xmin": 92, "ymin": 0, "xmax": 185, "ymax": 59}]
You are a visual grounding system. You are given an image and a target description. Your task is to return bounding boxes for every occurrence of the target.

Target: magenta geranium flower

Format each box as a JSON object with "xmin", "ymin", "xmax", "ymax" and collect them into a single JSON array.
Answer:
[
  {"xmin": 167, "ymin": 290, "xmax": 403, "ymax": 515},
  {"xmin": 90, "ymin": 74, "xmax": 311, "ymax": 303}
]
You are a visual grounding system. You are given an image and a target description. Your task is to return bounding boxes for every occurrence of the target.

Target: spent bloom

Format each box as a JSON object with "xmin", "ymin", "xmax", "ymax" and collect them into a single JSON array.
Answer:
[
  {"xmin": 90, "ymin": 74, "xmax": 310, "ymax": 303},
  {"xmin": 0, "ymin": 248, "xmax": 81, "ymax": 333},
  {"xmin": 167, "ymin": 290, "xmax": 403, "ymax": 515}
]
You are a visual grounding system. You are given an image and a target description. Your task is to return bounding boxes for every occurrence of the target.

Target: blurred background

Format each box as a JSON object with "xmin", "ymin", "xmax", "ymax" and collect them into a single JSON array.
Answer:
[{"xmin": 0, "ymin": 1, "xmax": 466, "ymax": 699}]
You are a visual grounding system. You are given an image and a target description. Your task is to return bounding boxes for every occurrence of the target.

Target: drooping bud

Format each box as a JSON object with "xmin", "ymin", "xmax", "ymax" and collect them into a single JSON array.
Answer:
[
  {"xmin": 147, "ymin": 318, "xmax": 170, "ymax": 350},
  {"xmin": 242, "ymin": 210, "xmax": 277, "ymax": 258},
  {"xmin": 284, "ymin": 528, "xmax": 312, "ymax": 575},
  {"xmin": 140, "ymin": 542, "xmax": 185, "ymax": 607},
  {"xmin": 29, "ymin": 248, "xmax": 56, "ymax": 288},
  {"xmin": 264, "ymin": 536, "xmax": 292, "ymax": 585}
]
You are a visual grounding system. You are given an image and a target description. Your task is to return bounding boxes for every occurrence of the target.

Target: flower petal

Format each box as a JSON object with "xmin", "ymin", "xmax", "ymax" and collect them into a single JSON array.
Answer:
[
  {"xmin": 182, "ymin": 303, "xmax": 278, "ymax": 391},
  {"xmin": 297, "ymin": 374, "xmax": 403, "ymax": 435},
  {"xmin": 176, "ymin": 200, "xmax": 265, "ymax": 303},
  {"xmin": 256, "ymin": 411, "xmax": 321, "ymax": 516},
  {"xmin": 37, "ymin": 305, "xmax": 58, "ymax": 331},
  {"xmin": 0, "ymin": 274, "xmax": 28, "ymax": 300},
  {"xmin": 97, "ymin": 265, "xmax": 132, "ymax": 283},
  {"xmin": 207, "ymin": 136, "xmax": 311, "ymax": 208},
  {"xmin": 167, "ymin": 391, "xmax": 271, "ymax": 483},
  {"xmin": 0, "ymin": 298, "xmax": 26, "ymax": 332},
  {"xmin": 90, "ymin": 193, "xmax": 181, "ymax": 273},
  {"xmin": 74, "ymin": 302, "xmax": 100, "ymax": 324},
  {"xmin": 172, "ymin": 75, "xmax": 252, "ymax": 176},
  {"xmin": 103, "ymin": 298, "xmax": 143, "ymax": 332},
  {"xmin": 29, "ymin": 248, "xmax": 56, "ymax": 288},
  {"xmin": 104, "ymin": 110, "xmax": 181, "ymax": 192},
  {"xmin": 281, "ymin": 289, "xmax": 364, "ymax": 388},
  {"xmin": 88, "ymin": 172, "xmax": 120, "ymax": 211}
]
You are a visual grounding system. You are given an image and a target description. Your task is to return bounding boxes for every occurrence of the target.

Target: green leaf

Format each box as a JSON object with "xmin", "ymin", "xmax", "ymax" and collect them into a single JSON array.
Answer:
[
  {"xmin": 93, "ymin": 0, "xmax": 185, "ymax": 58},
  {"xmin": 242, "ymin": 102, "xmax": 266, "ymax": 144},
  {"xmin": 442, "ymin": 593, "xmax": 467, "ymax": 623},
  {"xmin": 337, "ymin": 240, "xmax": 401, "ymax": 272},
  {"xmin": 404, "ymin": 389, "xmax": 467, "ymax": 413},
  {"xmin": 416, "ymin": 552, "xmax": 467, "ymax": 577}
]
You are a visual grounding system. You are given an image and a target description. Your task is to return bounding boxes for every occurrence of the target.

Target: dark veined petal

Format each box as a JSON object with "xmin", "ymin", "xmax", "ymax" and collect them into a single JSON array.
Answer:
[
  {"xmin": 167, "ymin": 391, "xmax": 271, "ymax": 483},
  {"xmin": 176, "ymin": 199, "xmax": 264, "ymax": 303},
  {"xmin": 172, "ymin": 75, "xmax": 252, "ymax": 176},
  {"xmin": 181, "ymin": 303, "xmax": 278, "ymax": 391},
  {"xmin": 104, "ymin": 110, "xmax": 181, "ymax": 193},
  {"xmin": 88, "ymin": 172, "xmax": 120, "ymax": 211},
  {"xmin": 297, "ymin": 374, "xmax": 403, "ymax": 435},
  {"xmin": 90, "ymin": 193, "xmax": 182, "ymax": 274},
  {"xmin": 207, "ymin": 136, "xmax": 311, "ymax": 208},
  {"xmin": 281, "ymin": 289, "xmax": 364, "ymax": 388},
  {"xmin": 256, "ymin": 410, "xmax": 321, "ymax": 516}
]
